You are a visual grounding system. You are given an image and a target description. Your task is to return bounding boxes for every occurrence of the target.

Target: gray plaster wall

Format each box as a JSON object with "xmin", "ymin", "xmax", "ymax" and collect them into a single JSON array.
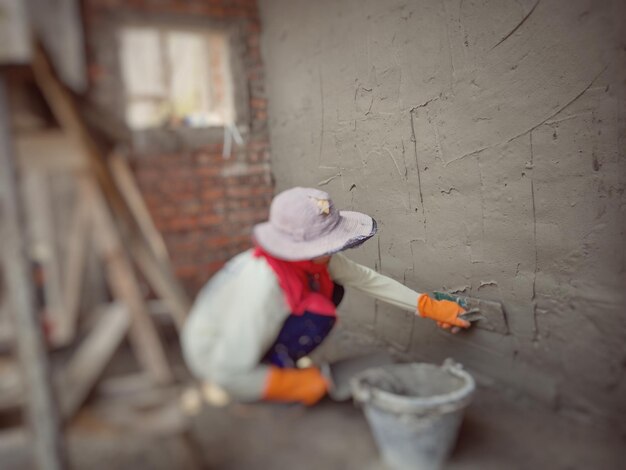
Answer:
[{"xmin": 259, "ymin": 0, "xmax": 626, "ymax": 428}]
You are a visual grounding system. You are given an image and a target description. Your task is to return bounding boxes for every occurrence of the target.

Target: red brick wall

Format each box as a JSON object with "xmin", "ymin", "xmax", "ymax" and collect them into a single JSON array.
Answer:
[{"xmin": 83, "ymin": 0, "xmax": 273, "ymax": 295}]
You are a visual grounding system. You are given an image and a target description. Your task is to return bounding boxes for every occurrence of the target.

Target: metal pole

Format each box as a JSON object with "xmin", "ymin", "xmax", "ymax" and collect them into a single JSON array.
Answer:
[{"xmin": 0, "ymin": 75, "xmax": 68, "ymax": 470}]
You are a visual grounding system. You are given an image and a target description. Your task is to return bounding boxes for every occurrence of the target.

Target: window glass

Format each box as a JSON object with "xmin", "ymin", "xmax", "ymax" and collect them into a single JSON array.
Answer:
[{"xmin": 120, "ymin": 26, "xmax": 235, "ymax": 130}]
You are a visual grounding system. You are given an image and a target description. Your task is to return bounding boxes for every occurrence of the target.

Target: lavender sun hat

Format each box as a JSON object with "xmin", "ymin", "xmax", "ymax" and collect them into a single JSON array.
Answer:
[{"xmin": 253, "ymin": 187, "xmax": 377, "ymax": 261}]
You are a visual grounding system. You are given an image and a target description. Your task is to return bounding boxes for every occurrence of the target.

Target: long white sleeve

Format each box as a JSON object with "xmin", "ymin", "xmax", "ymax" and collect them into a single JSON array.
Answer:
[{"xmin": 328, "ymin": 253, "xmax": 421, "ymax": 312}]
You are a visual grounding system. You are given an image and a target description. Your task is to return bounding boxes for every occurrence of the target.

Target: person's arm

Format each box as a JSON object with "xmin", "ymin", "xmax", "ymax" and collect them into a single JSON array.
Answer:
[
  {"xmin": 328, "ymin": 253, "xmax": 420, "ymax": 311},
  {"xmin": 328, "ymin": 253, "xmax": 470, "ymax": 330}
]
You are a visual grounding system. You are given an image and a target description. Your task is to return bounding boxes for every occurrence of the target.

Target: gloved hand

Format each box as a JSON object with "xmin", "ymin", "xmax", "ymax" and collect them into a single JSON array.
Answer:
[
  {"xmin": 417, "ymin": 294, "xmax": 471, "ymax": 333},
  {"xmin": 263, "ymin": 366, "xmax": 328, "ymax": 405}
]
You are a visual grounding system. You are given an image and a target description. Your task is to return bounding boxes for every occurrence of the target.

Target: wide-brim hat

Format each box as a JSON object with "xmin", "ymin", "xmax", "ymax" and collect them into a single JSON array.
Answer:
[{"xmin": 253, "ymin": 187, "xmax": 377, "ymax": 261}]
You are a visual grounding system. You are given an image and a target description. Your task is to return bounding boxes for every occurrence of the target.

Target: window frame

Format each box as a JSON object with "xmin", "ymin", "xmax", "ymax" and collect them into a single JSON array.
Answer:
[{"xmin": 96, "ymin": 11, "xmax": 251, "ymax": 154}]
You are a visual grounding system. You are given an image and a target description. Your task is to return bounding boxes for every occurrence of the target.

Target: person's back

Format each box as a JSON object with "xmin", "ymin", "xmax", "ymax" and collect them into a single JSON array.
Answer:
[{"xmin": 182, "ymin": 249, "xmax": 287, "ymax": 401}]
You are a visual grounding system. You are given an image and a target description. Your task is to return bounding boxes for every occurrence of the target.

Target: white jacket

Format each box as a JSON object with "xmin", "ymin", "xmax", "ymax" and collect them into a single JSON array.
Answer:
[{"xmin": 181, "ymin": 249, "xmax": 421, "ymax": 400}]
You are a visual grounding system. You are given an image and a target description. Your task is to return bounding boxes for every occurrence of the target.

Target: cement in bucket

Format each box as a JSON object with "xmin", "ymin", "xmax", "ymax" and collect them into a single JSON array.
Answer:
[{"xmin": 351, "ymin": 359, "xmax": 475, "ymax": 470}]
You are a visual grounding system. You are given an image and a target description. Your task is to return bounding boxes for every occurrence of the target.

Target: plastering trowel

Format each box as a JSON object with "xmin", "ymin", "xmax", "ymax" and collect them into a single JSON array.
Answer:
[{"xmin": 434, "ymin": 291, "xmax": 508, "ymax": 335}]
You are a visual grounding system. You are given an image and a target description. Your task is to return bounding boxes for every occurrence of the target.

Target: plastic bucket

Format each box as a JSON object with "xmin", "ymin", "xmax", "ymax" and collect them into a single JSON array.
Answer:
[{"xmin": 351, "ymin": 359, "xmax": 475, "ymax": 470}]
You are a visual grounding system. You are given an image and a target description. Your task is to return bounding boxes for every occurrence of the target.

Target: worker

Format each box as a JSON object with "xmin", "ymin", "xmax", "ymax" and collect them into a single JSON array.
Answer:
[{"xmin": 181, "ymin": 187, "xmax": 470, "ymax": 406}]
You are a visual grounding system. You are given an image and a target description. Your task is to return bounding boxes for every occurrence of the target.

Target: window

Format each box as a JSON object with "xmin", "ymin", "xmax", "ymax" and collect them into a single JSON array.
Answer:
[{"xmin": 119, "ymin": 26, "xmax": 235, "ymax": 130}]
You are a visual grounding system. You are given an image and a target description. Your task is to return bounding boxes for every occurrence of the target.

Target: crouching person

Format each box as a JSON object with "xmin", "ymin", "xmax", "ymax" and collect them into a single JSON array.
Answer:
[{"xmin": 181, "ymin": 187, "xmax": 469, "ymax": 406}]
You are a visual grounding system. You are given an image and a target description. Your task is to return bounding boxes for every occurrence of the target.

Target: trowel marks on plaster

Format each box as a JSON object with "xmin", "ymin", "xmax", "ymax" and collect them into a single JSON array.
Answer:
[
  {"xmin": 434, "ymin": 292, "xmax": 508, "ymax": 335},
  {"xmin": 424, "ymin": 0, "xmax": 611, "ymax": 164}
]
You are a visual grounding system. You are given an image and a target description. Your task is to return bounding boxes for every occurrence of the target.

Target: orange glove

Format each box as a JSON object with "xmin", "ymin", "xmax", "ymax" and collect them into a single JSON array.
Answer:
[
  {"xmin": 417, "ymin": 294, "xmax": 470, "ymax": 330},
  {"xmin": 263, "ymin": 366, "xmax": 328, "ymax": 406}
]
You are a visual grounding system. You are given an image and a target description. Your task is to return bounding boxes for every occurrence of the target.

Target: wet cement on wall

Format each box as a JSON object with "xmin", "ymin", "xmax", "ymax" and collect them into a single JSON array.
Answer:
[{"xmin": 259, "ymin": 0, "xmax": 626, "ymax": 429}]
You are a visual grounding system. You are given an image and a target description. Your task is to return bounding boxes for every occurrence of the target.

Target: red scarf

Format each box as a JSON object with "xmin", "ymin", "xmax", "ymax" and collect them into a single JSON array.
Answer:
[{"xmin": 253, "ymin": 246, "xmax": 336, "ymax": 316}]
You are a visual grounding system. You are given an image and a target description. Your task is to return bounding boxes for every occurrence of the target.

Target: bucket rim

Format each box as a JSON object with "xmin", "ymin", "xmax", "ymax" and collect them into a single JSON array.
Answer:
[{"xmin": 350, "ymin": 359, "xmax": 475, "ymax": 414}]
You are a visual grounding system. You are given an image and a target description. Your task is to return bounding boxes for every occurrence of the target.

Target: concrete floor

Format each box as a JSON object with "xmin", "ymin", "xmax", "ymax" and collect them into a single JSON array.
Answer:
[
  {"xmin": 1, "ymin": 384, "xmax": 623, "ymax": 470},
  {"xmin": 1, "ymin": 328, "xmax": 624, "ymax": 469},
  {"xmin": 188, "ymin": 387, "xmax": 623, "ymax": 470}
]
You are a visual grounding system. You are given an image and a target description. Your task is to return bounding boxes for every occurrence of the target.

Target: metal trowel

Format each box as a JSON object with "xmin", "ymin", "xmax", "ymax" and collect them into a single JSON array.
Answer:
[
  {"xmin": 458, "ymin": 308, "xmax": 486, "ymax": 323},
  {"xmin": 434, "ymin": 291, "xmax": 508, "ymax": 335}
]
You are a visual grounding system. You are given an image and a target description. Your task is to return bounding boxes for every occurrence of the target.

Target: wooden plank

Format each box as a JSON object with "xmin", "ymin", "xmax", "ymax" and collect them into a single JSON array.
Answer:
[
  {"xmin": 109, "ymin": 153, "xmax": 170, "ymax": 270},
  {"xmin": 58, "ymin": 302, "xmax": 129, "ymax": 419},
  {"xmin": 15, "ymin": 129, "xmax": 86, "ymax": 172},
  {"xmin": 0, "ymin": 279, "xmax": 14, "ymax": 353},
  {"xmin": 82, "ymin": 176, "xmax": 173, "ymax": 385},
  {"xmin": 24, "ymin": 169, "xmax": 67, "ymax": 346},
  {"xmin": 109, "ymin": 153, "xmax": 190, "ymax": 329},
  {"xmin": 0, "ymin": 75, "xmax": 68, "ymax": 469},
  {"xmin": 95, "ymin": 372, "xmax": 154, "ymax": 399},
  {"xmin": 130, "ymin": 229, "xmax": 190, "ymax": 330},
  {"xmin": 0, "ymin": 357, "xmax": 22, "ymax": 411},
  {"xmin": 56, "ymin": 186, "xmax": 90, "ymax": 345},
  {"xmin": 81, "ymin": 235, "xmax": 109, "ymax": 319}
]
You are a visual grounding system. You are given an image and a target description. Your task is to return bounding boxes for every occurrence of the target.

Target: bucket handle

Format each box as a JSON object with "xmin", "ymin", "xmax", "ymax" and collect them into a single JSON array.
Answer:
[{"xmin": 351, "ymin": 359, "xmax": 476, "ymax": 413}]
